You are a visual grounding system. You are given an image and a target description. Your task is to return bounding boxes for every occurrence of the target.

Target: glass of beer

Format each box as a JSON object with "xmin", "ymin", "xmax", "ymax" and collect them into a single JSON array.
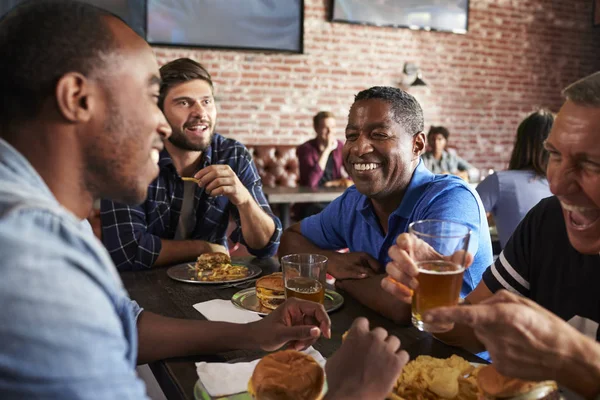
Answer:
[
  {"xmin": 281, "ymin": 254, "xmax": 327, "ymax": 304},
  {"xmin": 409, "ymin": 219, "xmax": 471, "ymax": 333}
]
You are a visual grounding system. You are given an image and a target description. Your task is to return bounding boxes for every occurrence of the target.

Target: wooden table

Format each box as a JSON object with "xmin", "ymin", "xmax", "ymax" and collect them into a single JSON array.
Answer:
[
  {"xmin": 262, "ymin": 186, "xmax": 346, "ymax": 228},
  {"xmin": 121, "ymin": 256, "xmax": 486, "ymax": 400}
]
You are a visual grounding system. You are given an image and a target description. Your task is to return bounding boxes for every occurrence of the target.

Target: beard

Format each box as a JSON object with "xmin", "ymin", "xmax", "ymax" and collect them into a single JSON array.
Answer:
[{"xmin": 168, "ymin": 127, "xmax": 214, "ymax": 151}]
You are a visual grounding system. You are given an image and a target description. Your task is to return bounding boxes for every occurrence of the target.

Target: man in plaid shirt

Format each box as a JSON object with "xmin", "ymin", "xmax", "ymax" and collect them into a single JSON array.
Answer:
[{"xmin": 101, "ymin": 58, "xmax": 281, "ymax": 270}]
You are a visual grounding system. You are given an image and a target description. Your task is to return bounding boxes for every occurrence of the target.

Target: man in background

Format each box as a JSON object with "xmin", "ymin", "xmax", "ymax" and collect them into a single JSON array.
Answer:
[{"xmin": 101, "ymin": 58, "xmax": 281, "ymax": 270}]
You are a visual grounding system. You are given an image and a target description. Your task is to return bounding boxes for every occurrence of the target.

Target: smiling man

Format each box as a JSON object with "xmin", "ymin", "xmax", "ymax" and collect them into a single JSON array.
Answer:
[
  {"xmin": 101, "ymin": 58, "xmax": 281, "ymax": 270},
  {"xmin": 279, "ymin": 86, "xmax": 492, "ymax": 323},
  {"xmin": 382, "ymin": 72, "xmax": 600, "ymax": 398}
]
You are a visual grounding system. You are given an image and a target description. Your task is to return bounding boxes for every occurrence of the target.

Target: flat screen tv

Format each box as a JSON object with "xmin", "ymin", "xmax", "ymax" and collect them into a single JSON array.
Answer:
[
  {"xmin": 0, "ymin": 0, "xmax": 146, "ymax": 37},
  {"xmin": 147, "ymin": 0, "xmax": 304, "ymax": 53},
  {"xmin": 331, "ymin": 0, "xmax": 468, "ymax": 34}
]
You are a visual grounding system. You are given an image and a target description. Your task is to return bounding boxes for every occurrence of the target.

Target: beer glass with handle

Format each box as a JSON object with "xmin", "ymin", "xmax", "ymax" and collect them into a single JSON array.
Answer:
[
  {"xmin": 409, "ymin": 219, "xmax": 471, "ymax": 333},
  {"xmin": 281, "ymin": 254, "xmax": 327, "ymax": 304}
]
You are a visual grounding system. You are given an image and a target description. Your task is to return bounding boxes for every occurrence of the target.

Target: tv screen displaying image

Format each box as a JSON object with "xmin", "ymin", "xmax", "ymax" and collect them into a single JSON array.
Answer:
[
  {"xmin": 331, "ymin": 0, "xmax": 468, "ymax": 34},
  {"xmin": 0, "ymin": 0, "xmax": 146, "ymax": 37},
  {"xmin": 147, "ymin": 0, "xmax": 304, "ymax": 53}
]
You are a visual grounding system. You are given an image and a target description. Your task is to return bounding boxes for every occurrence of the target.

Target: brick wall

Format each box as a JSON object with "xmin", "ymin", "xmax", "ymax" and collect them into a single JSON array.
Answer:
[{"xmin": 153, "ymin": 0, "xmax": 600, "ymax": 170}]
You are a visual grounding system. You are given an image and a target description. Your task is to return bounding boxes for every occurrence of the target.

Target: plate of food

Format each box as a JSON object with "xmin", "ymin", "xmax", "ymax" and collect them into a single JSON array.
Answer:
[
  {"xmin": 194, "ymin": 350, "xmax": 326, "ymax": 400},
  {"xmin": 387, "ymin": 355, "xmax": 561, "ymax": 400},
  {"xmin": 167, "ymin": 252, "xmax": 262, "ymax": 285},
  {"xmin": 231, "ymin": 272, "xmax": 344, "ymax": 315}
]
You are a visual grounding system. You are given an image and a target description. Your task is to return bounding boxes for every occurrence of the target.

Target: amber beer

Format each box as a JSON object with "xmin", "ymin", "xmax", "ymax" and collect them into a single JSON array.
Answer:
[
  {"xmin": 285, "ymin": 276, "xmax": 325, "ymax": 304},
  {"xmin": 411, "ymin": 260, "xmax": 465, "ymax": 332}
]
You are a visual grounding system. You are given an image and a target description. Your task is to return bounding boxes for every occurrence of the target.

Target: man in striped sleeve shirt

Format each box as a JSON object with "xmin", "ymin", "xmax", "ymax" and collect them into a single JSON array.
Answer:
[
  {"xmin": 382, "ymin": 71, "xmax": 600, "ymax": 399},
  {"xmin": 101, "ymin": 58, "xmax": 282, "ymax": 270}
]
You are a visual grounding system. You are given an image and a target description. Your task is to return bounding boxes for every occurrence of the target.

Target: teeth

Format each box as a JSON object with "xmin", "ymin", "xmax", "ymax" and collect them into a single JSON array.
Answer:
[
  {"xmin": 150, "ymin": 149, "xmax": 159, "ymax": 164},
  {"xmin": 561, "ymin": 202, "xmax": 596, "ymax": 213},
  {"xmin": 187, "ymin": 124, "xmax": 208, "ymax": 131},
  {"xmin": 353, "ymin": 163, "xmax": 380, "ymax": 171}
]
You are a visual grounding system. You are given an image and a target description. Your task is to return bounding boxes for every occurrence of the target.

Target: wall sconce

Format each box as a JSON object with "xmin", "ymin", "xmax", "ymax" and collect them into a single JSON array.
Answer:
[{"xmin": 403, "ymin": 62, "xmax": 428, "ymax": 87}]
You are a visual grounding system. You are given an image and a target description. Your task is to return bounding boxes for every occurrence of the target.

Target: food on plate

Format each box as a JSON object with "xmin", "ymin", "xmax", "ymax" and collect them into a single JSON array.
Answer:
[
  {"xmin": 193, "ymin": 252, "xmax": 248, "ymax": 281},
  {"xmin": 195, "ymin": 252, "xmax": 231, "ymax": 270},
  {"xmin": 389, "ymin": 355, "xmax": 481, "ymax": 400},
  {"xmin": 248, "ymin": 350, "xmax": 325, "ymax": 400},
  {"xmin": 255, "ymin": 272, "xmax": 285, "ymax": 310},
  {"xmin": 476, "ymin": 365, "xmax": 560, "ymax": 400}
]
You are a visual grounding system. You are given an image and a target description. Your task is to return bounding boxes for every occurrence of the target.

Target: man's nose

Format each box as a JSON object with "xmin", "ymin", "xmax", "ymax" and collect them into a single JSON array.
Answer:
[
  {"xmin": 549, "ymin": 163, "xmax": 579, "ymax": 196},
  {"xmin": 190, "ymin": 100, "xmax": 208, "ymax": 118},
  {"xmin": 350, "ymin": 134, "xmax": 373, "ymax": 156}
]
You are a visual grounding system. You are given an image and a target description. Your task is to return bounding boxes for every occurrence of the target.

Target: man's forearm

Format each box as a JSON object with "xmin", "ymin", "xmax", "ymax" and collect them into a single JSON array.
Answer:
[
  {"xmin": 136, "ymin": 311, "xmax": 257, "ymax": 364},
  {"xmin": 279, "ymin": 228, "xmax": 338, "ymax": 259},
  {"xmin": 237, "ymin": 200, "xmax": 276, "ymax": 250},
  {"xmin": 154, "ymin": 239, "xmax": 224, "ymax": 267},
  {"xmin": 558, "ymin": 333, "xmax": 600, "ymax": 399},
  {"xmin": 318, "ymin": 149, "xmax": 333, "ymax": 171},
  {"xmin": 338, "ymin": 276, "xmax": 411, "ymax": 325}
]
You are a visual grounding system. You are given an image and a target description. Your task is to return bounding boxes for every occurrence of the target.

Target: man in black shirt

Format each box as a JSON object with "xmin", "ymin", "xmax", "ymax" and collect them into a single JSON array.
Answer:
[{"xmin": 382, "ymin": 71, "xmax": 600, "ymax": 399}]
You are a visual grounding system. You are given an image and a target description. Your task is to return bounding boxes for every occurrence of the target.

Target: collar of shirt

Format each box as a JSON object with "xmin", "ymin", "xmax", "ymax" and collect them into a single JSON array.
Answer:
[{"xmin": 355, "ymin": 159, "xmax": 435, "ymax": 230}]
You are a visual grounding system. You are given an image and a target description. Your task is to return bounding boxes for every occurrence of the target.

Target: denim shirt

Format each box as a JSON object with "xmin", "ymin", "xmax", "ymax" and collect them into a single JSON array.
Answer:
[{"xmin": 0, "ymin": 139, "xmax": 147, "ymax": 399}]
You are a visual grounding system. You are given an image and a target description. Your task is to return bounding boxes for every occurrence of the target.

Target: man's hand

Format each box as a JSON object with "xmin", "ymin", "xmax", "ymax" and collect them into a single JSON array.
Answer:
[
  {"xmin": 381, "ymin": 233, "xmax": 473, "ymax": 303},
  {"xmin": 325, "ymin": 318, "xmax": 409, "ymax": 400},
  {"xmin": 201, "ymin": 242, "xmax": 227, "ymax": 255},
  {"xmin": 328, "ymin": 252, "xmax": 380, "ymax": 280},
  {"xmin": 247, "ymin": 298, "xmax": 331, "ymax": 352},
  {"xmin": 423, "ymin": 289, "xmax": 600, "ymax": 397},
  {"xmin": 194, "ymin": 165, "xmax": 251, "ymax": 206}
]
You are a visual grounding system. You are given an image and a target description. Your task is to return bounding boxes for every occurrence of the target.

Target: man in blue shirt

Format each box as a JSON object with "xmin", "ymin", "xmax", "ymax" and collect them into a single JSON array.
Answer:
[
  {"xmin": 279, "ymin": 86, "xmax": 492, "ymax": 324},
  {"xmin": 101, "ymin": 58, "xmax": 281, "ymax": 270}
]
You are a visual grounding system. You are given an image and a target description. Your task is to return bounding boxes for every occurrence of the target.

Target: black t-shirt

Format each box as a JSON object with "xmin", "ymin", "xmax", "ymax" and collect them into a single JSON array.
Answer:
[{"xmin": 482, "ymin": 196, "xmax": 600, "ymax": 341}]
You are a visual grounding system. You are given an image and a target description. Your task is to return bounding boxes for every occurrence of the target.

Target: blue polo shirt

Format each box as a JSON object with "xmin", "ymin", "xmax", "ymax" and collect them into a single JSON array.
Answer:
[{"xmin": 301, "ymin": 160, "xmax": 493, "ymax": 297}]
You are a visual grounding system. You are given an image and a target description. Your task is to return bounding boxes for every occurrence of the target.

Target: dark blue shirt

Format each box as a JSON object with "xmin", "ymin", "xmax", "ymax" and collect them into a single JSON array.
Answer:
[
  {"xmin": 101, "ymin": 133, "xmax": 282, "ymax": 270},
  {"xmin": 301, "ymin": 160, "xmax": 493, "ymax": 297}
]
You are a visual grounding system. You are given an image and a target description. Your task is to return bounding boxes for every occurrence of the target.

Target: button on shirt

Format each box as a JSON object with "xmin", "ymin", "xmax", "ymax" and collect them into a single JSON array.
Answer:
[
  {"xmin": 301, "ymin": 160, "xmax": 493, "ymax": 297},
  {"xmin": 101, "ymin": 133, "xmax": 282, "ymax": 270},
  {"xmin": 0, "ymin": 138, "xmax": 146, "ymax": 399}
]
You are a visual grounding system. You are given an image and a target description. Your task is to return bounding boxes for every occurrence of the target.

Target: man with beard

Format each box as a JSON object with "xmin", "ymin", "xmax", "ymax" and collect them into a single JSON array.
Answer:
[
  {"xmin": 279, "ymin": 86, "xmax": 492, "ymax": 324},
  {"xmin": 101, "ymin": 58, "xmax": 281, "ymax": 270}
]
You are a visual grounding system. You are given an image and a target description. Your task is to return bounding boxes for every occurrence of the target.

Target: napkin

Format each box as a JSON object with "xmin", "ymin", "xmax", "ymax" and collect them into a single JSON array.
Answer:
[
  {"xmin": 193, "ymin": 299, "xmax": 327, "ymax": 397},
  {"xmin": 193, "ymin": 299, "xmax": 261, "ymax": 324}
]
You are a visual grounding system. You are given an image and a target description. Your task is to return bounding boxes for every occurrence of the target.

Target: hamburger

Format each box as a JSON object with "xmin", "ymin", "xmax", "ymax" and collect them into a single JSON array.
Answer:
[
  {"xmin": 477, "ymin": 365, "xmax": 560, "ymax": 400},
  {"xmin": 255, "ymin": 272, "xmax": 285, "ymax": 310},
  {"xmin": 195, "ymin": 252, "xmax": 231, "ymax": 271},
  {"xmin": 248, "ymin": 350, "xmax": 325, "ymax": 400}
]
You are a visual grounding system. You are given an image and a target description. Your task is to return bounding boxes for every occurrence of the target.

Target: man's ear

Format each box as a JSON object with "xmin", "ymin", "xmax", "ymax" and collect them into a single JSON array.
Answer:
[
  {"xmin": 55, "ymin": 72, "xmax": 96, "ymax": 123},
  {"xmin": 413, "ymin": 132, "xmax": 426, "ymax": 157}
]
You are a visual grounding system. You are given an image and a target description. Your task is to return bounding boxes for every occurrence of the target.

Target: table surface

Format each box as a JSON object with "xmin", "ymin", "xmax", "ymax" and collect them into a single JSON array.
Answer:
[
  {"xmin": 262, "ymin": 186, "xmax": 346, "ymax": 204},
  {"xmin": 121, "ymin": 257, "xmax": 486, "ymax": 400}
]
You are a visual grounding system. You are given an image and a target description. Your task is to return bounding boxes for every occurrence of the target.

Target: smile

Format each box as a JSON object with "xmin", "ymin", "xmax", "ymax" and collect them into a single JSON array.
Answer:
[
  {"xmin": 185, "ymin": 124, "xmax": 209, "ymax": 132},
  {"xmin": 561, "ymin": 201, "xmax": 600, "ymax": 230},
  {"xmin": 353, "ymin": 163, "xmax": 381, "ymax": 171}
]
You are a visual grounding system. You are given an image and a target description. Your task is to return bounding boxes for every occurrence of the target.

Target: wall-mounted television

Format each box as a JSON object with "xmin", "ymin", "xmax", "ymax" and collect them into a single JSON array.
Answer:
[
  {"xmin": 147, "ymin": 0, "xmax": 304, "ymax": 53},
  {"xmin": 331, "ymin": 0, "xmax": 468, "ymax": 34},
  {"xmin": 0, "ymin": 0, "xmax": 146, "ymax": 37}
]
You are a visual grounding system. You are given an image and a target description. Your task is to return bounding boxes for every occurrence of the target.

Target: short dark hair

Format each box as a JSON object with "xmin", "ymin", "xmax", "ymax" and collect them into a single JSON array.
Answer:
[
  {"xmin": 353, "ymin": 86, "xmax": 424, "ymax": 135},
  {"xmin": 313, "ymin": 111, "xmax": 335, "ymax": 128},
  {"xmin": 0, "ymin": 0, "xmax": 117, "ymax": 129},
  {"xmin": 508, "ymin": 109, "xmax": 554, "ymax": 176},
  {"xmin": 562, "ymin": 71, "xmax": 600, "ymax": 106},
  {"xmin": 427, "ymin": 126, "xmax": 450, "ymax": 141},
  {"xmin": 159, "ymin": 58, "xmax": 213, "ymax": 110}
]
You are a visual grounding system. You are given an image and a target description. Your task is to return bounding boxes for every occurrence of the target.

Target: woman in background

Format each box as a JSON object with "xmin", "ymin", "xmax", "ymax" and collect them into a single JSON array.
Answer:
[{"xmin": 476, "ymin": 110, "xmax": 554, "ymax": 249}]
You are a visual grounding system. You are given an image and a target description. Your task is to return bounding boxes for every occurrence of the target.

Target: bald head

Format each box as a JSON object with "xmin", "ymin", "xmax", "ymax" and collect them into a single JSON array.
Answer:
[{"xmin": 0, "ymin": 0, "xmax": 138, "ymax": 130}]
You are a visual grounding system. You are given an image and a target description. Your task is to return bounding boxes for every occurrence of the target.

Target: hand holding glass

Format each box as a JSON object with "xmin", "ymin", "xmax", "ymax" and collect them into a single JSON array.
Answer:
[{"xmin": 409, "ymin": 220, "xmax": 471, "ymax": 333}]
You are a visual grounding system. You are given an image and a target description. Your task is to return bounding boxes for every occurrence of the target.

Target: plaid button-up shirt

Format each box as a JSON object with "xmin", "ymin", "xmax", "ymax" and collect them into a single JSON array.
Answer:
[{"xmin": 100, "ymin": 133, "xmax": 282, "ymax": 270}]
